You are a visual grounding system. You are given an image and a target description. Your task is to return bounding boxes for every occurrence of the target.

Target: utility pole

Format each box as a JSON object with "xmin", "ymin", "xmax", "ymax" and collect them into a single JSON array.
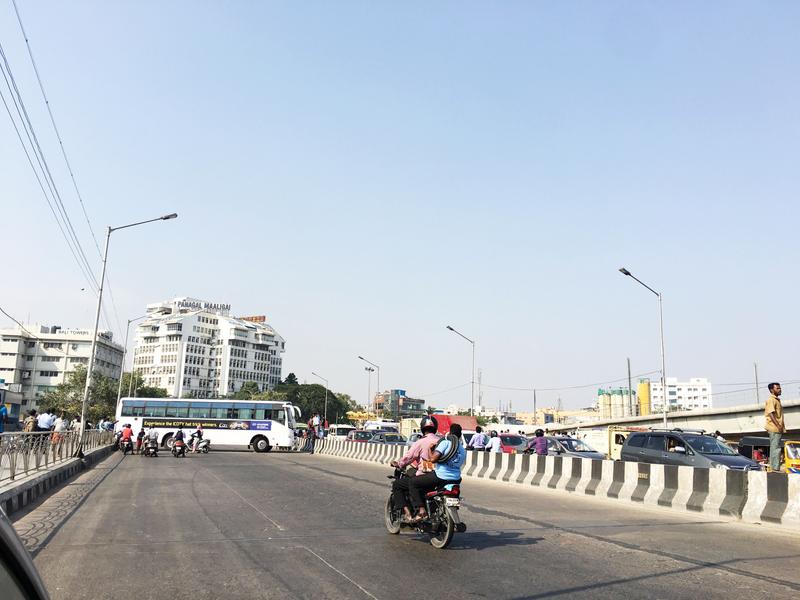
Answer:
[
  {"xmin": 754, "ymin": 362, "xmax": 760, "ymax": 403},
  {"xmin": 533, "ymin": 388, "xmax": 537, "ymax": 423},
  {"xmin": 627, "ymin": 357, "xmax": 633, "ymax": 416}
]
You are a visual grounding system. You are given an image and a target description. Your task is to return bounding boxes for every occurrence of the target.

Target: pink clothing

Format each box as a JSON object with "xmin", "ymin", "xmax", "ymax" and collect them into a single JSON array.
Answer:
[{"xmin": 398, "ymin": 432, "xmax": 440, "ymax": 475}]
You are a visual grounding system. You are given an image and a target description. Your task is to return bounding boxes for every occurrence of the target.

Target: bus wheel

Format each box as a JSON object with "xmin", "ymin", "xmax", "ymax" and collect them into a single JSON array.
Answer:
[
  {"xmin": 252, "ymin": 436, "xmax": 271, "ymax": 453},
  {"xmin": 163, "ymin": 434, "xmax": 174, "ymax": 449}
]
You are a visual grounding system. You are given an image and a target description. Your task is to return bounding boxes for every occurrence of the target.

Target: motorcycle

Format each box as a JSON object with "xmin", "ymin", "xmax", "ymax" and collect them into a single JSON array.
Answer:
[
  {"xmin": 384, "ymin": 467, "xmax": 466, "ymax": 549},
  {"xmin": 119, "ymin": 437, "xmax": 134, "ymax": 456},
  {"xmin": 142, "ymin": 438, "xmax": 159, "ymax": 457},
  {"xmin": 172, "ymin": 439, "xmax": 187, "ymax": 458}
]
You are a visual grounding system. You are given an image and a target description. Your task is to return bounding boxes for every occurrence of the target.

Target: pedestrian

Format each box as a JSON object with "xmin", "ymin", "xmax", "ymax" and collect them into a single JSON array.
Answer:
[
  {"xmin": 0, "ymin": 401, "xmax": 7, "ymax": 434},
  {"xmin": 23, "ymin": 409, "xmax": 37, "ymax": 432},
  {"xmin": 486, "ymin": 430, "xmax": 502, "ymax": 453},
  {"xmin": 467, "ymin": 426, "xmax": 487, "ymax": 450},
  {"xmin": 52, "ymin": 412, "xmax": 68, "ymax": 442},
  {"xmin": 36, "ymin": 408, "xmax": 52, "ymax": 432},
  {"xmin": 765, "ymin": 382, "xmax": 786, "ymax": 472},
  {"xmin": 312, "ymin": 412, "xmax": 321, "ymax": 438},
  {"xmin": 137, "ymin": 427, "xmax": 146, "ymax": 454}
]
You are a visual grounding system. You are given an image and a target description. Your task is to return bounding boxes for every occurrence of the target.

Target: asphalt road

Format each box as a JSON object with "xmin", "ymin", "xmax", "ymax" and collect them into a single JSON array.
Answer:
[{"xmin": 12, "ymin": 449, "xmax": 800, "ymax": 600}]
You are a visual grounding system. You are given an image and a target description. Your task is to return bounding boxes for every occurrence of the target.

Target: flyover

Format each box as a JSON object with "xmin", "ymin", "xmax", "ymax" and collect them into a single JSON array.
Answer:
[
  {"xmin": 10, "ymin": 449, "xmax": 800, "ymax": 599},
  {"xmin": 548, "ymin": 398, "xmax": 800, "ymax": 438}
]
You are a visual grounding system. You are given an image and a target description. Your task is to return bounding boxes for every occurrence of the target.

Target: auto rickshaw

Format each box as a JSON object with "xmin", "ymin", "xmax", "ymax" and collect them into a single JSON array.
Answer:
[{"xmin": 784, "ymin": 440, "xmax": 800, "ymax": 474}]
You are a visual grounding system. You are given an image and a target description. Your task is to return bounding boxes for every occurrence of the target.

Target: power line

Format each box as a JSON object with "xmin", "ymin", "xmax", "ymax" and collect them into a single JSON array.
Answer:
[
  {"xmin": 10, "ymin": 1, "xmax": 124, "ymax": 340},
  {"xmin": 0, "ymin": 40, "xmax": 100, "ymax": 293},
  {"xmin": 480, "ymin": 370, "xmax": 661, "ymax": 393},
  {"xmin": 419, "ymin": 382, "xmax": 471, "ymax": 398}
]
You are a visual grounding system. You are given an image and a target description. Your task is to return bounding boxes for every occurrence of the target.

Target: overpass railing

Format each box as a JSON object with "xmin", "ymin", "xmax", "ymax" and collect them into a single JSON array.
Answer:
[{"xmin": 0, "ymin": 430, "xmax": 114, "ymax": 483}]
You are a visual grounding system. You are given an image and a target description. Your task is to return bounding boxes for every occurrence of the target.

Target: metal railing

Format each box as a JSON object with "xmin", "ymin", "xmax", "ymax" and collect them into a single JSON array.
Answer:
[{"xmin": 0, "ymin": 430, "xmax": 114, "ymax": 484}]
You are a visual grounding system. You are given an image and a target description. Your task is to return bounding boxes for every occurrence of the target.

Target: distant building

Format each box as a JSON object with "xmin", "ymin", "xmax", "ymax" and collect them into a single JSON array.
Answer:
[
  {"xmin": 517, "ymin": 407, "xmax": 599, "ymax": 426},
  {"xmin": 597, "ymin": 387, "xmax": 638, "ymax": 420},
  {"xmin": 637, "ymin": 379, "xmax": 651, "ymax": 415},
  {"xmin": 132, "ymin": 297, "xmax": 284, "ymax": 399},
  {"xmin": 374, "ymin": 389, "xmax": 426, "ymax": 418},
  {"xmin": 647, "ymin": 377, "xmax": 713, "ymax": 412},
  {"xmin": 0, "ymin": 324, "xmax": 123, "ymax": 410}
]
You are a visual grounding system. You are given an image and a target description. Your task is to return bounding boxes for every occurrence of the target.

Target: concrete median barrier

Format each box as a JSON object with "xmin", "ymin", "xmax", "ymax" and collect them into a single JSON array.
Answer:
[{"xmin": 313, "ymin": 438, "xmax": 800, "ymax": 529}]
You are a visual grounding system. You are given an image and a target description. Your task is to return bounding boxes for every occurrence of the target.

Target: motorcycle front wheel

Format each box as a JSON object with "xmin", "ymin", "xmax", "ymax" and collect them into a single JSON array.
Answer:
[
  {"xmin": 429, "ymin": 504, "xmax": 455, "ymax": 549},
  {"xmin": 384, "ymin": 496, "xmax": 401, "ymax": 534}
]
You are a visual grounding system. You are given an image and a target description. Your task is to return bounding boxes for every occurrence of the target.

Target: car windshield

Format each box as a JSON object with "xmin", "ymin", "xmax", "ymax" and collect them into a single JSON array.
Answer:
[
  {"xmin": 353, "ymin": 431, "xmax": 373, "ymax": 440},
  {"xmin": 683, "ymin": 435, "xmax": 737, "ymax": 455},
  {"xmin": 501, "ymin": 435, "xmax": 526, "ymax": 446},
  {"xmin": 559, "ymin": 438, "xmax": 598, "ymax": 452}
]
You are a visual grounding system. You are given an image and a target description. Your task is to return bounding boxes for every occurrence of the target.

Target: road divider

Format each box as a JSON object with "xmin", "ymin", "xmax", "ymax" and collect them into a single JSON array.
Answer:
[{"xmin": 314, "ymin": 438, "xmax": 799, "ymax": 529}]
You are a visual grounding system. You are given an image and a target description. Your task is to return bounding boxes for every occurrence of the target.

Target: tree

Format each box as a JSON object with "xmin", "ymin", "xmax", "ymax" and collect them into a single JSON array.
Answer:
[
  {"xmin": 273, "ymin": 381, "xmax": 358, "ymax": 424},
  {"xmin": 283, "ymin": 373, "xmax": 299, "ymax": 386},
  {"xmin": 40, "ymin": 365, "xmax": 117, "ymax": 424},
  {"xmin": 233, "ymin": 381, "xmax": 261, "ymax": 399}
]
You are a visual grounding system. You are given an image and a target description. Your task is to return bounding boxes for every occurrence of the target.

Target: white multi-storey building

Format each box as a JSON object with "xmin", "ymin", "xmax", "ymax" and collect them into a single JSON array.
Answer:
[
  {"xmin": 649, "ymin": 377, "xmax": 713, "ymax": 413},
  {"xmin": 0, "ymin": 324, "xmax": 123, "ymax": 409},
  {"xmin": 131, "ymin": 297, "xmax": 285, "ymax": 398}
]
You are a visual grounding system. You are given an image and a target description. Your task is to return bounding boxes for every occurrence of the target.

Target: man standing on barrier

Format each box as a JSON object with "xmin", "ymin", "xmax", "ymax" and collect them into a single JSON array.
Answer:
[
  {"xmin": 765, "ymin": 382, "xmax": 785, "ymax": 472},
  {"xmin": 390, "ymin": 415, "xmax": 440, "ymax": 523}
]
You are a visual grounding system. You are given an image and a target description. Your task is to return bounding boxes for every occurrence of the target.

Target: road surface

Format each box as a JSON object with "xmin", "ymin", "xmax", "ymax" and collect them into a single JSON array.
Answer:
[{"xmin": 12, "ymin": 449, "xmax": 800, "ymax": 599}]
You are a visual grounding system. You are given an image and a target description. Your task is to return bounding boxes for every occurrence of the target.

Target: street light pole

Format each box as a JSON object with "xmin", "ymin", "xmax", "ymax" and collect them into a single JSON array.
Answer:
[
  {"xmin": 446, "ymin": 325, "xmax": 476, "ymax": 416},
  {"xmin": 78, "ymin": 213, "xmax": 177, "ymax": 447},
  {"xmin": 116, "ymin": 315, "xmax": 147, "ymax": 406},
  {"xmin": 364, "ymin": 367, "xmax": 374, "ymax": 413},
  {"xmin": 311, "ymin": 371, "xmax": 329, "ymax": 423},
  {"xmin": 619, "ymin": 267, "xmax": 668, "ymax": 428},
  {"xmin": 357, "ymin": 355, "xmax": 380, "ymax": 412}
]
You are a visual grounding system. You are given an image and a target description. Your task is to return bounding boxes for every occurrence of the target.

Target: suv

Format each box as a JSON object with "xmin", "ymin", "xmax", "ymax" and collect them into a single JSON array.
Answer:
[{"xmin": 621, "ymin": 429, "xmax": 762, "ymax": 470}]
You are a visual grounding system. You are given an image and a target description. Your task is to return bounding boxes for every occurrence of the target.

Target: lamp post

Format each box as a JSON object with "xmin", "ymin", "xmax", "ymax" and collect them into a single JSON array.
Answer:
[
  {"xmin": 619, "ymin": 267, "xmax": 668, "ymax": 428},
  {"xmin": 364, "ymin": 366, "xmax": 375, "ymax": 413},
  {"xmin": 116, "ymin": 315, "xmax": 147, "ymax": 406},
  {"xmin": 311, "ymin": 371, "xmax": 329, "ymax": 423},
  {"xmin": 79, "ymin": 213, "xmax": 177, "ymax": 446},
  {"xmin": 446, "ymin": 325, "xmax": 475, "ymax": 416},
  {"xmin": 357, "ymin": 355, "xmax": 380, "ymax": 412}
]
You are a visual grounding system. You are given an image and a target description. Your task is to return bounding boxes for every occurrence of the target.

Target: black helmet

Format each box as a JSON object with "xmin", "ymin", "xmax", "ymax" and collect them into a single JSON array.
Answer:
[
  {"xmin": 419, "ymin": 415, "xmax": 438, "ymax": 434},
  {"xmin": 535, "ymin": 429, "xmax": 544, "ymax": 437}
]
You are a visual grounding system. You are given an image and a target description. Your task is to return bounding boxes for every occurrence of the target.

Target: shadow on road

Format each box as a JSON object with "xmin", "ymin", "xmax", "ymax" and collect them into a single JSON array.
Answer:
[{"xmin": 414, "ymin": 530, "xmax": 544, "ymax": 551}]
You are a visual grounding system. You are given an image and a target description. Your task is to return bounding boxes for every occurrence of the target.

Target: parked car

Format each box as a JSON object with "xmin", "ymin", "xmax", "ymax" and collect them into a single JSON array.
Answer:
[
  {"xmin": 369, "ymin": 432, "xmax": 407, "ymax": 445},
  {"xmin": 621, "ymin": 430, "xmax": 762, "ymax": 470},
  {"xmin": 544, "ymin": 436, "xmax": 606, "ymax": 460},
  {"xmin": 406, "ymin": 432, "xmax": 424, "ymax": 447},
  {"xmin": 346, "ymin": 430, "xmax": 375, "ymax": 443}
]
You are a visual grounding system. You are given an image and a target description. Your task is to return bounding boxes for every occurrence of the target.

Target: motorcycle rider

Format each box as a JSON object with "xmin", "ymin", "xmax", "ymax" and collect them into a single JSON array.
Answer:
[
  {"xmin": 390, "ymin": 416, "xmax": 440, "ymax": 522},
  {"xmin": 173, "ymin": 427, "xmax": 185, "ymax": 453},
  {"xmin": 408, "ymin": 423, "xmax": 467, "ymax": 521},
  {"xmin": 190, "ymin": 424, "xmax": 203, "ymax": 453}
]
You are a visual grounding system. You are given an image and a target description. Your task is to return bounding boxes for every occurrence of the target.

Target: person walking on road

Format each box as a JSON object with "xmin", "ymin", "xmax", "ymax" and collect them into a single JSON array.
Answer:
[
  {"xmin": 0, "ymin": 402, "xmax": 7, "ymax": 433},
  {"xmin": 765, "ymin": 382, "xmax": 786, "ymax": 472}
]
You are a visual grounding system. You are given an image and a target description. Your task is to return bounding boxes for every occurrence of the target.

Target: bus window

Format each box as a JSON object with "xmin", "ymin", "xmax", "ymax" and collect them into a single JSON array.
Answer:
[
  {"xmin": 275, "ymin": 409, "xmax": 286, "ymax": 423},
  {"xmin": 226, "ymin": 407, "xmax": 239, "ymax": 419},
  {"xmin": 143, "ymin": 401, "xmax": 167, "ymax": 417},
  {"xmin": 253, "ymin": 407, "xmax": 266, "ymax": 420},
  {"xmin": 210, "ymin": 404, "xmax": 229, "ymax": 419},
  {"xmin": 234, "ymin": 403, "xmax": 256, "ymax": 419},
  {"xmin": 121, "ymin": 400, "xmax": 145, "ymax": 417},
  {"xmin": 166, "ymin": 404, "xmax": 189, "ymax": 418},
  {"xmin": 189, "ymin": 403, "xmax": 211, "ymax": 418}
]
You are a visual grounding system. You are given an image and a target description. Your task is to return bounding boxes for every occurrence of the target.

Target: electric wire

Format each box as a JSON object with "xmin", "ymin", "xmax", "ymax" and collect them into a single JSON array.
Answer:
[{"xmin": 10, "ymin": 0, "xmax": 124, "ymax": 340}]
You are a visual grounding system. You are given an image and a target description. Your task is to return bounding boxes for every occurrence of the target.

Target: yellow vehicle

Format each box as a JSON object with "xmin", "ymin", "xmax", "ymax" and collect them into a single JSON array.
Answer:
[{"xmin": 785, "ymin": 440, "xmax": 800, "ymax": 474}]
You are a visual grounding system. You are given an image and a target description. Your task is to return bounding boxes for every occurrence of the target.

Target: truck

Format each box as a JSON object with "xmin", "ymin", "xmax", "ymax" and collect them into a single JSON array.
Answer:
[{"xmin": 575, "ymin": 425, "xmax": 649, "ymax": 460}]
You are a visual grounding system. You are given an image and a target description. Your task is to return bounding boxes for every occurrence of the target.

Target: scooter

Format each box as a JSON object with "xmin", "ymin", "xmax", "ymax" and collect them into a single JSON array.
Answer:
[
  {"xmin": 189, "ymin": 437, "xmax": 211, "ymax": 454},
  {"xmin": 142, "ymin": 438, "xmax": 159, "ymax": 457},
  {"xmin": 172, "ymin": 439, "xmax": 187, "ymax": 458}
]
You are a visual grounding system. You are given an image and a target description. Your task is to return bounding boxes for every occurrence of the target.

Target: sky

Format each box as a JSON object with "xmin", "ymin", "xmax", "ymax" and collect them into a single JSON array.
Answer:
[{"xmin": 2, "ymin": 2, "xmax": 799, "ymax": 413}]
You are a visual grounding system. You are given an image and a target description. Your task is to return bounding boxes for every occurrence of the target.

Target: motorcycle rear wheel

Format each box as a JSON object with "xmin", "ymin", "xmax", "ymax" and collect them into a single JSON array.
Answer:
[
  {"xmin": 384, "ymin": 496, "xmax": 401, "ymax": 534},
  {"xmin": 429, "ymin": 504, "xmax": 455, "ymax": 549}
]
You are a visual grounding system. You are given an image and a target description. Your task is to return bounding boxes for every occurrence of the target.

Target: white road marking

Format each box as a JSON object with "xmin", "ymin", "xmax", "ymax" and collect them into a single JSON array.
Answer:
[
  {"xmin": 204, "ymin": 469, "xmax": 285, "ymax": 531},
  {"xmin": 300, "ymin": 545, "xmax": 380, "ymax": 600}
]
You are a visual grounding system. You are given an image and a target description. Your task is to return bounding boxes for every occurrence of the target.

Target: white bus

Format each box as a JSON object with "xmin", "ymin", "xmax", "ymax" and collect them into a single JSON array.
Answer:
[{"xmin": 115, "ymin": 397, "xmax": 302, "ymax": 452}]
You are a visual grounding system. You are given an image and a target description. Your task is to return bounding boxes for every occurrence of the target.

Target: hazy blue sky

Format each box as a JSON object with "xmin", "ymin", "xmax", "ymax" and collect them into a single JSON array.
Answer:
[{"xmin": 2, "ymin": 2, "xmax": 798, "ymax": 412}]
